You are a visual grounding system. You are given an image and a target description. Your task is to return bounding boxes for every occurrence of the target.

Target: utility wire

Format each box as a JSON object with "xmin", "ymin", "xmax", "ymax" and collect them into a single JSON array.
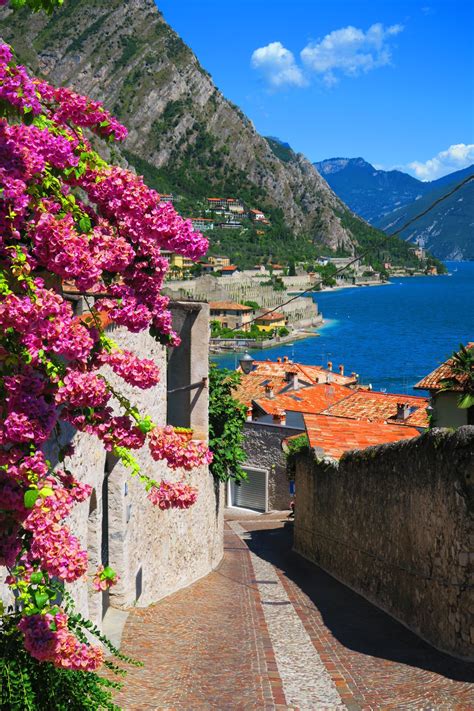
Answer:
[{"xmin": 227, "ymin": 174, "xmax": 474, "ymax": 333}]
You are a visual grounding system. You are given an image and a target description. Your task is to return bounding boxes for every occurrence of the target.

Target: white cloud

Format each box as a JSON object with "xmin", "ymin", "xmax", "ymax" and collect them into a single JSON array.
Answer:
[
  {"xmin": 251, "ymin": 41, "xmax": 306, "ymax": 88},
  {"xmin": 300, "ymin": 23, "xmax": 404, "ymax": 86},
  {"xmin": 407, "ymin": 144, "xmax": 474, "ymax": 181}
]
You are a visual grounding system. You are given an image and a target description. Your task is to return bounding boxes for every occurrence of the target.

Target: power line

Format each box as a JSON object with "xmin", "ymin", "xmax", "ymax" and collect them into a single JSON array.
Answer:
[{"xmin": 227, "ymin": 174, "xmax": 474, "ymax": 333}]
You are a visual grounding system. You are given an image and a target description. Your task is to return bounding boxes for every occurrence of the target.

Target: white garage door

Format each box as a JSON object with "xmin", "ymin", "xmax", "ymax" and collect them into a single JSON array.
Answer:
[{"xmin": 231, "ymin": 468, "xmax": 267, "ymax": 512}]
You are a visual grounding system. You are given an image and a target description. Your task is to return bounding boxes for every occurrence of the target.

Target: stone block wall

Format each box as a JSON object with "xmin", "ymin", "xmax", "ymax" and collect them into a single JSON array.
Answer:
[
  {"xmin": 1, "ymin": 302, "xmax": 224, "ymax": 628},
  {"xmin": 294, "ymin": 427, "xmax": 474, "ymax": 659}
]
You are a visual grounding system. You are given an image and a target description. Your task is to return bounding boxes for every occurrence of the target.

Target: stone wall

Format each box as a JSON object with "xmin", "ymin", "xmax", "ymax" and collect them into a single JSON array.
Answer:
[
  {"xmin": 243, "ymin": 422, "xmax": 303, "ymax": 511},
  {"xmin": 293, "ymin": 427, "xmax": 474, "ymax": 659},
  {"xmin": 163, "ymin": 274, "xmax": 321, "ymax": 327},
  {"xmin": 1, "ymin": 302, "xmax": 224, "ymax": 629}
]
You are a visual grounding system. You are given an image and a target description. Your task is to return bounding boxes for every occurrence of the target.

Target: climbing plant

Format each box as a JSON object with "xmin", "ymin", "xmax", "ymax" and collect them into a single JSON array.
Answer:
[
  {"xmin": 208, "ymin": 364, "xmax": 248, "ymax": 483},
  {"xmin": 0, "ymin": 17, "xmax": 212, "ymax": 705}
]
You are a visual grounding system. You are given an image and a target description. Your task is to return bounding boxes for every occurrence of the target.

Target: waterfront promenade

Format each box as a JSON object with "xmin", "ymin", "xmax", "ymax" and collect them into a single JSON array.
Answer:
[{"xmin": 112, "ymin": 512, "xmax": 474, "ymax": 709}]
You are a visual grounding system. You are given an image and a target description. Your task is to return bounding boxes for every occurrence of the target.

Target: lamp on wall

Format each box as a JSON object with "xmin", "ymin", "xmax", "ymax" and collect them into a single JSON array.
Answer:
[{"xmin": 239, "ymin": 351, "xmax": 254, "ymax": 375}]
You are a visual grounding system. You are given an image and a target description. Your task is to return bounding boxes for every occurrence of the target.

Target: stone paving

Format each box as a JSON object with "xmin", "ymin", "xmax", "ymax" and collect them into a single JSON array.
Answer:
[{"xmin": 113, "ymin": 512, "xmax": 474, "ymax": 710}]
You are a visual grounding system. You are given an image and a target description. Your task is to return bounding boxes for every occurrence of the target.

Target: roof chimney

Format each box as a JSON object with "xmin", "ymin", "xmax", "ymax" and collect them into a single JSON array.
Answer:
[
  {"xmin": 396, "ymin": 403, "xmax": 411, "ymax": 421},
  {"xmin": 285, "ymin": 368, "xmax": 299, "ymax": 391},
  {"xmin": 327, "ymin": 361, "xmax": 333, "ymax": 371},
  {"xmin": 264, "ymin": 382, "xmax": 275, "ymax": 399},
  {"xmin": 277, "ymin": 357, "xmax": 282, "ymax": 364},
  {"xmin": 246, "ymin": 405, "xmax": 253, "ymax": 422},
  {"xmin": 339, "ymin": 364, "xmax": 344, "ymax": 376},
  {"xmin": 273, "ymin": 410, "xmax": 286, "ymax": 426},
  {"xmin": 283, "ymin": 356, "xmax": 289, "ymax": 363}
]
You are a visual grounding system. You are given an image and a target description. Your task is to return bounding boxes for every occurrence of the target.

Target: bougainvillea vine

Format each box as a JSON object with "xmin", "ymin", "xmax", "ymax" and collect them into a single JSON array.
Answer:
[{"xmin": 0, "ymin": 43, "xmax": 212, "ymax": 671}]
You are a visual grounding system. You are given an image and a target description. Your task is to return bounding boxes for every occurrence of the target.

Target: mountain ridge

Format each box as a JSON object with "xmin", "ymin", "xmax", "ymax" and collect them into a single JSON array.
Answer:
[
  {"xmin": 0, "ymin": 0, "xmax": 442, "ymax": 270},
  {"xmin": 315, "ymin": 157, "xmax": 474, "ymax": 259}
]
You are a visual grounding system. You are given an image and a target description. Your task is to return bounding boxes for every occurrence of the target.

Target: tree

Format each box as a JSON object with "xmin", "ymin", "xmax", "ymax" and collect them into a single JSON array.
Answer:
[
  {"xmin": 208, "ymin": 364, "xmax": 247, "ymax": 483},
  {"xmin": 288, "ymin": 260, "xmax": 296, "ymax": 276}
]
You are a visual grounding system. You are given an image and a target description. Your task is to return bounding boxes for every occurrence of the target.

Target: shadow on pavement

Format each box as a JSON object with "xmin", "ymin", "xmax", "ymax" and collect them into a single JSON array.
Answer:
[{"xmin": 244, "ymin": 521, "xmax": 474, "ymax": 684}]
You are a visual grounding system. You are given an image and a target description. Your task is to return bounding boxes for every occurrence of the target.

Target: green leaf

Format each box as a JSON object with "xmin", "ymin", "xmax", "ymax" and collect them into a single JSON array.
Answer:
[
  {"xmin": 34, "ymin": 592, "xmax": 49, "ymax": 609},
  {"xmin": 39, "ymin": 486, "xmax": 54, "ymax": 498},
  {"xmin": 24, "ymin": 489, "xmax": 40, "ymax": 509},
  {"xmin": 30, "ymin": 572, "xmax": 43, "ymax": 585},
  {"xmin": 458, "ymin": 393, "xmax": 474, "ymax": 409},
  {"xmin": 102, "ymin": 566, "xmax": 116, "ymax": 580}
]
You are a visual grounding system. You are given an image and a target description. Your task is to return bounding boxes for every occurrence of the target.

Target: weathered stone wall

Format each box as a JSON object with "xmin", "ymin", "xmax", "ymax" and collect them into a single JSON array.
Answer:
[
  {"xmin": 1, "ymin": 302, "xmax": 224, "ymax": 628},
  {"xmin": 242, "ymin": 422, "xmax": 303, "ymax": 511},
  {"xmin": 294, "ymin": 427, "xmax": 474, "ymax": 659},
  {"xmin": 164, "ymin": 274, "xmax": 321, "ymax": 327}
]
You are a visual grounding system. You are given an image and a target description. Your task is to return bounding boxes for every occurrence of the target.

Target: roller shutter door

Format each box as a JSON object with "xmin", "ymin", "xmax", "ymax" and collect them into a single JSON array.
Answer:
[{"xmin": 231, "ymin": 468, "xmax": 266, "ymax": 512}]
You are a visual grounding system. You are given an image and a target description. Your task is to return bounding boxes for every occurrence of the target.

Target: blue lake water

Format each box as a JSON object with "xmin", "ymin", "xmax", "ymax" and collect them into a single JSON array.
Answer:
[{"xmin": 213, "ymin": 261, "xmax": 474, "ymax": 395}]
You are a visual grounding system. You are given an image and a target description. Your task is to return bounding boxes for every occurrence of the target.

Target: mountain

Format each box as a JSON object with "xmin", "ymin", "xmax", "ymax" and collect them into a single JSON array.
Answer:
[
  {"xmin": 314, "ymin": 157, "xmax": 429, "ymax": 224},
  {"xmin": 0, "ymin": 0, "xmax": 441, "ymax": 270},
  {"xmin": 316, "ymin": 158, "xmax": 474, "ymax": 260},
  {"xmin": 378, "ymin": 167, "xmax": 474, "ymax": 260}
]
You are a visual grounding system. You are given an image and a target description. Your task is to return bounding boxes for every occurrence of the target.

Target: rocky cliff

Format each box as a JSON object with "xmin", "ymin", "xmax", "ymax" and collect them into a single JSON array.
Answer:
[{"xmin": 0, "ymin": 0, "xmax": 358, "ymax": 253}]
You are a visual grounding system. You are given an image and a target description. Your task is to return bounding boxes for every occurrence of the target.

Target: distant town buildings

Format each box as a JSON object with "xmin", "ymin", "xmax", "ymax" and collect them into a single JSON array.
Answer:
[{"xmin": 209, "ymin": 301, "xmax": 253, "ymax": 331}]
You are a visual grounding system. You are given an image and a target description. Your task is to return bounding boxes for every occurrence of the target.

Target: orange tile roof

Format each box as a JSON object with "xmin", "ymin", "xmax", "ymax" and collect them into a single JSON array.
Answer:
[
  {"xmin": 303, "ymin": 414, "xmax": 420, "ymax": 460},
  {"xmin": 220, "ymin": 265, "xmax": 238, "ymax": 271},
  {"xmin": 256, "ymin": 312, "xmax": 286, "ymax": 322},
  {"xmin": 209, "ymin": 301, "xmax": 252, "ymax": 311},
  {"xmin": 415, "ymin": 343, "xmax": 474, "ymax": 392},
  {"xmin": 324, "ymin": 389, "xmax": 429, "ymax": 428},
  {"xmin": 244, "ymin": 360, "xmax": 358, "ymax": 387},
  {"xmin": 232, "ymin": 372, "xmax": 289, "ymax": 407},
  {"xmin": 254, "ymin": 382, "xmax": 352, "ymax": 416}
]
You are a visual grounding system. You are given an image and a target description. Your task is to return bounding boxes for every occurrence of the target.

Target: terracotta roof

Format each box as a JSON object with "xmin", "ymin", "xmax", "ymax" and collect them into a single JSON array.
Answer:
[
  {"xmin": 220, "ymin": 265, "xmax": 238, "ymax": 271},
  {"xmin": 255, "ymin": 312, "xmax": 286, "ymax": 322},
  {"xmin": 232, "ymin": 372, "xmax": 289, "ymax": 407},
  {"xmin": 415, "ymin": 343, "xmax": 474, "ymax": 392},
  {"xmin": 324, "ymin": 389, "xmax": 429, "ymax": 428},
  {"xmin": 303, "ymin": 414, "xmax": 420, "ymax": 460},
  {"xmin": 243, "ymin": 359, "xmax": 357, "ymax": 387},
  {"xmin": 209, "ymin": 301, "xmax": 252, "ymax": 311},
  {"xmin": 250, "ymin": 209, "xmax": 264, "ymax": 214},
  {"xmin": 254, "ymin": 382, "xmax": 352, "ymax": 416}
]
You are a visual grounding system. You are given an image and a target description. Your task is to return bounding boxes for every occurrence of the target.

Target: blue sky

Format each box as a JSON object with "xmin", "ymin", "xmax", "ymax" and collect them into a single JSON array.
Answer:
[{"xmin": 156, "ymin": 0, "xmax": 474, "ymax": 180}]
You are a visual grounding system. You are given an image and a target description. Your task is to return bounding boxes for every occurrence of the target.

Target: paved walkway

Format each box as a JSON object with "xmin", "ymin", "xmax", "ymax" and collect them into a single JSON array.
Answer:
[{"xmin": 113, "ymin": 513, "xmax": 474, "ymax": 710}]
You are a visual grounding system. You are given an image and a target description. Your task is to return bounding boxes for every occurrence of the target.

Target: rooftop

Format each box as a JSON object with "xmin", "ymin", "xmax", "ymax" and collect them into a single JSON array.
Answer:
[
  {"xmin": 209, "ymin": 301, "xmax": 252, "ymax": 311},
  {"xmin": 242, "ymin": 359, "xmax": 358, "ymax": 387},
  {"xmin": 324, "ymin": 389, "xmax": 429, "ymax": 428},
  {"xmin": 232, "ymin": 372, "xmax": 291, "ymax": 407},
  {"xmin": 303, "ymin": 414, "xmax": 420, "ymax": 459},
  {"xmin": 220, "ymin": 265, "xmax": 238, "ymax": 271},
  {"xmin": 415, "ymin": 343, "xmax": 474, "ymax": 392},
  {"xmin": 254, "ymin": 382, "xmax": 352, "ymax": 416},
  {"xmin": 255, "ymin": 312, "xmax": 286, "ymax": 322}
]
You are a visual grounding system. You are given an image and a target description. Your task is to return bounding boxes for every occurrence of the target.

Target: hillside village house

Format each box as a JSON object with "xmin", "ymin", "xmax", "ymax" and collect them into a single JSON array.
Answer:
[
  {"xmin": 209, "ymin": 301, "xmax": 253, "ymax": 331},
  {"xmin": 208, "ymin": 255, "xmax": 231, "ymax": 268},
  {"xmin": 249, "ymin": 209, "xmax": 266, "ymax": 222},
  {"xmin": 162, "ymin": 250, "xmax": 195, "ymax": 279},
  {"xmin": 190, "ymin": 217, "xmax": 214, "ymax": 232},
  {"xmin": 229, "ymin": 355, "xmax": 427, "ymax": 512},
  {"xmin": 254, "ymin": 311, "xmax": 287, "ymax": 332},
  {"xmin": 415, "ymin": 342, "xmax": 474, "ymax": 427},
  {"xmin": 0, "ymin": 298, "xmax": 223, "ymax": 632}
]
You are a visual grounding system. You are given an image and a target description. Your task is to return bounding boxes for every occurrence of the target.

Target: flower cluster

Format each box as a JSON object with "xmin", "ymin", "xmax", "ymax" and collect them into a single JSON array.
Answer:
[
  {"xmin": 147, "ymin": 481, "xmax": 198, "ymax": 510},
  {"xmin": 149, "ymin": 426, "xmax": 213, "ymax": 471},
  {"xmin": 0, "ymin": 45, "xmax": 212, "ymax": 670},
  {"xmin": 18, "ymin": 612, "xmax": 104, "ymax": 671}
]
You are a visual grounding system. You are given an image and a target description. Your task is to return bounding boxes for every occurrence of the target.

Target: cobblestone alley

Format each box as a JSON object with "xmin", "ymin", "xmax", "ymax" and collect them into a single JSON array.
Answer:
[{"xmin": 113, "ymin": 512, "xmax": 474, "ymax": 710}]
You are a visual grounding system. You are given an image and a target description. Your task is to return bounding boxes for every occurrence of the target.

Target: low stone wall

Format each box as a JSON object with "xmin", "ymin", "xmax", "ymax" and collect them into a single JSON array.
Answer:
[{"xmin": 294, "ymin": 427, "xmax": 474, "ymax": 659}]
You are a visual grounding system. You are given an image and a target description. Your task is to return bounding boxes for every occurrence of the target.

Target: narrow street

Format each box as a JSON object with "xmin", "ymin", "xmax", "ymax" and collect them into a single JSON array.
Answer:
[{"xmin": 114, "ymin": 512, "xmax": 474, "ymax": 710}]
